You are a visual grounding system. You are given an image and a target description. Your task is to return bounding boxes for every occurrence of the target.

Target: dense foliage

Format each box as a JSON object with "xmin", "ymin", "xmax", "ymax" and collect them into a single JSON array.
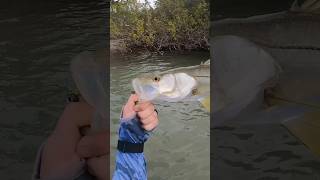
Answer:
[{"xmin": 111, "ymin": 0, "xmax": 209, "ymax": 52}]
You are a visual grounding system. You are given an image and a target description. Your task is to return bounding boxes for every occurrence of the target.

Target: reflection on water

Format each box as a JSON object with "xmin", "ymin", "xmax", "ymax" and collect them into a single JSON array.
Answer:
[
  {"xmin": 0, "ymin": 1, "xmax": 107, "ymax": 179},
  {"xmin": 212, "ymin": 122, "xmax": 320, "ymax": 180},
  {"xmin": 110, "ymin": 51, "xmax": 210, "ymax": 179}
]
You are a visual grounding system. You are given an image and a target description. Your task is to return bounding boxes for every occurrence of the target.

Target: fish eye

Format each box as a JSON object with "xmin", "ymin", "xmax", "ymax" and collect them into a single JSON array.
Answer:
[
  {"xmin": 192, "ymin": 89, "xmax": 198, "ymax": 95},
  {"xmin": 154, "ymin": 76, "xmax": 160, "ymax": 81}
]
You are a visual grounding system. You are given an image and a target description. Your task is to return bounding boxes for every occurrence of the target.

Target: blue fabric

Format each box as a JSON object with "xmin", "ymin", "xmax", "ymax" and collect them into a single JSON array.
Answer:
[{"xmin": 112, "ymin": 115, "xmax": 150, "ymax": 180}]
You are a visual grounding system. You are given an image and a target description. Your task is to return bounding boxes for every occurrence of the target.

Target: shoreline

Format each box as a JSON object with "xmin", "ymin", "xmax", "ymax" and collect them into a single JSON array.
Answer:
[
  {"xmin": 110, "ymin": 39, "xmax": 127, "ymax": 55},
  {"xmin": 110, "ymin": 39, "xmax": 209, "ymax": 56}
]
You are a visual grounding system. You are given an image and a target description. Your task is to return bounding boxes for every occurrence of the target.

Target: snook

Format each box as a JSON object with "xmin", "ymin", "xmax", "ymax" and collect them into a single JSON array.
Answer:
[
  {"xmin": 211, "ymin": 11, "xmax": 320, "ymax": 71},
  {"xmin": 132, "ymin": 60, "xmax": 210, "ymax": 111}
]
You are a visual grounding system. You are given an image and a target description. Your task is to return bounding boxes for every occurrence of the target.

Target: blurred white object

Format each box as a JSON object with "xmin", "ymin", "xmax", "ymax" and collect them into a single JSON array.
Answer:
[
  {"xmin": 212, "ymin": 35, "xmax": 282, "ymax": 124},
  {"xmin": 71, "ymin": 50, "xmax": 108, "ymax": 131}
]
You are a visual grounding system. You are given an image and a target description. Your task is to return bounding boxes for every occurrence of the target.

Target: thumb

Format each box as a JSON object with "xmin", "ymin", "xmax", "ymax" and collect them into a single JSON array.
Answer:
[
  {"xmin": 122, "ymin": 93, "xmax": 139, "ymax": 119},
  {"xmin": 126, "ymin": 93, "xmax": 139, "ymax": 108},
  {"xmin": 76, "ymin": 131, "xmax": 109, "ymax": 158}
]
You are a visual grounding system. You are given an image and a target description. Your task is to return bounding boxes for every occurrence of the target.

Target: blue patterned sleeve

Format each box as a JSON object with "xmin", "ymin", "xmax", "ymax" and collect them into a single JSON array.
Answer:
[{"xmin": 112, "ymin": 115, "xmax": 150, "ymax": 180}]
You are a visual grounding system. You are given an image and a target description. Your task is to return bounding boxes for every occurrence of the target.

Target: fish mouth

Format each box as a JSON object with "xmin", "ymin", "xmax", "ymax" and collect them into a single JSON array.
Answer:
[{"xmin": 132, "ymin": 78, "xmax": 159, "ymax": 101}]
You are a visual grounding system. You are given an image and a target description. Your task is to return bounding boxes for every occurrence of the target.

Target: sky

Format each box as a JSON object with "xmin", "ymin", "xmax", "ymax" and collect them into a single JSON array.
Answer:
[{"xmin": 138, "ymin": 0, "xmax": 157, "ymax": 8}]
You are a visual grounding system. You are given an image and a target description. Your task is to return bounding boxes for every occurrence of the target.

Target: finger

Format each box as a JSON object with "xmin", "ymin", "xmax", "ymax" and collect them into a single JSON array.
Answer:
[
  {"xmin": 126, "ymin": 93, "xmax": 139, "ymax": 108},
  {"xmin": 140, "ymin": 111, "xmax": 158, "ymax": 125},
  {"xmin": 62, "ymin": 102, "xmax": 94, "ymax": 127},
  {"xmin": 76, "ymin": 131, "xmax": 109, "ymax": 158},
  {"xmin": 122, "ymin": 93, "xmax": 139, "ymax": 119},
  {"xmin": 142, "ymin": 119, "xmax": 159, "ymax": 131},
  {"xmin": 134, "ymin": 101, "xmax": 152, "ymax": 112},
  {"xmin": 87, "ymin": 155, "xmax": 108, "ymax": 180},
  {"xmin": 137, "ymin": 105, "xmax": 155, "ymax": 119}
]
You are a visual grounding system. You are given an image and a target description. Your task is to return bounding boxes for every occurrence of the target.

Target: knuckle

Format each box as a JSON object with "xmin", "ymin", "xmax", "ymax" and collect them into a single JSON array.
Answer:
[
  {"xmin": 142, "ymin": 116, "xmax": 152, "ymax": 124},
  {"xmin": 142, "ymin": 124, "xmax": 148, "ymax": 130},
  {"xmin": 149, "ymin": 116, "xmax": 156, "ymax": 123},
  {"xmin": 145, "ymin": 120, "xmax": 158, "ymax": 131},
  {"xmin": 145, "ymin": 111, "xmax": 154, "ymax": 119},
  {"xmin": 144, "ymin": 125, "xmax": 152, "ymax": 131},
  {"xmin": 138, "ymin": 112, "xmax": 146, "ymax": 119},
  {"xmin": 153, "ymin": 119, "xmax": 159, "ymax": 127},
  {"xmin": 140, "ymin": 118, "xmax": 147, "ymax": 124}
]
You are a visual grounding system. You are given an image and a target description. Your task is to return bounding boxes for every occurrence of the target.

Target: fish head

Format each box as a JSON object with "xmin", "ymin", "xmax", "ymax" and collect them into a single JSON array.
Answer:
[
  {"xmin": 132, "ymin": 72, "xmax": 197, "ymax": 101},
  {"xmin": 132, "ymin": 72, "xmax": 162, "ymax": 101}
]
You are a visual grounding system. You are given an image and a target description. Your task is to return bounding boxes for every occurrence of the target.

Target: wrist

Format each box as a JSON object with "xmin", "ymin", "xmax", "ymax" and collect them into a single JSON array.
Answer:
[{"xmin": 118, "ymin": 116, "xmax": 150, "ymax": 144}]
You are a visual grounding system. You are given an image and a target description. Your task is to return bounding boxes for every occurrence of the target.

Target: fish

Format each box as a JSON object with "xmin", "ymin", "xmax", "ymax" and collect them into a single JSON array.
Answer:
[
  {"xmin": 132, "ymin": 60, "xmax": 210, "ymax": 111},
  {"xmin": 70, "ymin": 49, "xmax": 109, "ymax": 132},
  {"xmin": 211, "ymin": 35, "xmax": 282, "ymax": 122},
  {"xmin": 211, "ymin": 10, "xmax": 320, "ymax": 72},
  {"xmin": 291, "ymin": 0, "xmax": 320, "ymax": 13},
  {"xmin": 211, "ymin": 4, "xmax": 320, "ymax": 156}
]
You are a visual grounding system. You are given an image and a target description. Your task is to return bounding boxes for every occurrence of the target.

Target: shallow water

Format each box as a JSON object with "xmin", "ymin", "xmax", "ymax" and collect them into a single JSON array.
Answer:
[
  {"xmin": 110, "ymin": 51, "xmax": 210, "ymax": 179},
  {"xmin": 0, "ymin": 1, "xmax": 107, "ymax": 179},
  {"xmin": 212, "ymin": 66, "xmax": 320, "ymax": 179}
]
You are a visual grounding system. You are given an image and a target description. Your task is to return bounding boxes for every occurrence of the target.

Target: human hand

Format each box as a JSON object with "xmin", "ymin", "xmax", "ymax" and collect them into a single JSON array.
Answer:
[
  {"xmin": 76, "ymin": 131, "xmax": 109, "ymax": 180},
  {"xmin": 122, "ymin": 93, "xmax": 159, "ymax": 131},
  {"xmin": 87, "ymin": 155, "xmax": 108, "ymax": 180},
  {"xmin": 76, "ymin": 131, "xmax": 109, "ymax": 158}
]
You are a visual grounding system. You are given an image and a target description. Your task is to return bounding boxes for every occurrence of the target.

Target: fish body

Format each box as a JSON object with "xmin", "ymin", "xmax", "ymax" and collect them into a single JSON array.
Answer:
[
  {"xmin": 211, "ymin": 9, "xmax": 320, "ymax": 116},
  {"xmin": 212, "ymin": 35, "xmax": 281, "ymax": 122},
  {"xmin": 211, "ymin": 9, "xmax": 320, "ymax": 156},
  {"xmin": 71, "ymin": 50, "xmax": 108, "ymax": 131},
  {"xmin": 211, "ymin": 11, "xmax": 320, "ymax": 72},
  {"xmin": 212, "ymin": 11, "xmax": 320, "ymax": 49},
  {"xmin": 132, "ymin": 60, "xmax": 210, "ymax": 111}
]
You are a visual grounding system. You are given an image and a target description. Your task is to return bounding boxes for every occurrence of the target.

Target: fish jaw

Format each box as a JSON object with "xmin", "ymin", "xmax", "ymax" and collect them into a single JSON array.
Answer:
[{"xmin": 132, "ymin": 78, "xmax": 160, "ymax": 101}]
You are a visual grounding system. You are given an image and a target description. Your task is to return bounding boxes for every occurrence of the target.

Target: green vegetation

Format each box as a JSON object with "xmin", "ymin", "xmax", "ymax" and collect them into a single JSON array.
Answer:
[{"xmin": 111, "ymin": 0, "xmax": 209, "ymax": 52}]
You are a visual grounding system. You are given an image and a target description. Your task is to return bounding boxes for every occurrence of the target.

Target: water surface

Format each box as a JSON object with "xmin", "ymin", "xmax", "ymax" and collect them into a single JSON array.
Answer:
[{"xmin": 0, "ymin": 1, "xmax": 107, "ymax": 179}]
